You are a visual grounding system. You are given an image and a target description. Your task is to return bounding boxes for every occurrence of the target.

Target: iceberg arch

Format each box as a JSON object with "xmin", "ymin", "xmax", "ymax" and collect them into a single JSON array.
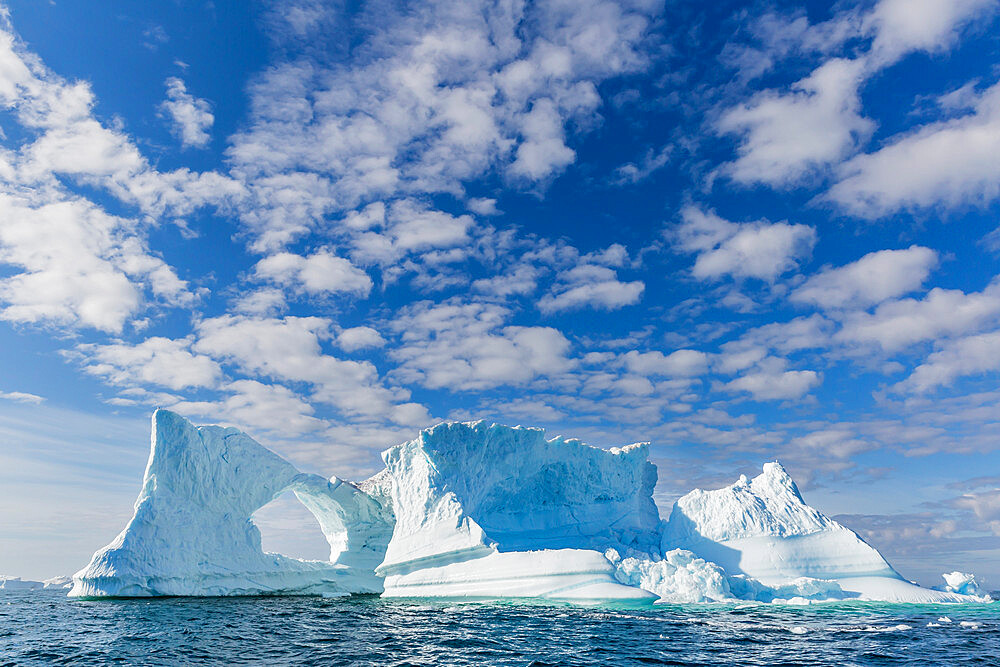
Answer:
[{"xmin": 70, "ymin": 410, "xmax": 392, "ymax": 598}]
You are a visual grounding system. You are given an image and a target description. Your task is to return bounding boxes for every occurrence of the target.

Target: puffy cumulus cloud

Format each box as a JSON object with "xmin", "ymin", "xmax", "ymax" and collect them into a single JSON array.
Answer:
[
  {"xmin": 827, "ymin": 81, "xmax": 1000, "ymax": 217},
  {"xmin": 159, "ymin": 77, "xmax": 213, "ymax": 149},
  {"xmin": 622, "ymin": 349, "xmax": 709, "ymax": 377},
  {"xmin": 790, "ymin": 246, "xmax": 938, "ymax": 310},
  {"xmin": 0, "ymin": 192, "xmax": 193, "ymax": 333},
  {"xmin": 789, "ymin": 427, "xmax": 873, "ymax": 460},
  {"xmin": 76, "ymin": 337, "xmax": 223, "ymax": 391},
  {"xmin": 537, "ymin": 264, "xmax": 644, "ymax": 314},
  {"xmin": 720, "ymin": 357, "xmax": 821, "ymax": 401},
  {"xmin": 837, "ymin": 279, "xmax": 1000, "ymax": 351},
  {"xmin": 893, "ymin": 330, "xmax": 1000, "ymax": 394},
  {"xmin": 0, "ymin": 15, "xmax": 241, "ymax": 334},
  {"xmin": 227, "ymin": 0, "xmax": 660, "ymax": 251},
  {"xmin": 170, "ymin": 379, "xmax": 325, "ymax": 436},
  {"xmin": 389, "ymin": 300, "xmax": 575, "ymax": 391},
  {"xmin": 336, "ymin": 326, "xmax": 385, "ymax": 352},
  {"xmin": 718, "ymin": 58, "xmax": 871, "ymax": 186},
  {"xmin": 0, "ymin": 21, "xmax": 242, "ymax": 217},
  {"xmin": 865, "ymin": 0, "xmax": 998, "ymax": 66},
  {"xmin": 717, "ymin": 0, "xmax": 995, "ymax": 191},
  {"xmin": 193, "ymin": 315, "xmax": 428, "ymax": 426},
  {"xmin": 673, "ymin": 207, "xmax": 815, "ymax": 282},
  {"xmin": 254, "ymin": 250, "xmax": 373, "ymax": 297}
]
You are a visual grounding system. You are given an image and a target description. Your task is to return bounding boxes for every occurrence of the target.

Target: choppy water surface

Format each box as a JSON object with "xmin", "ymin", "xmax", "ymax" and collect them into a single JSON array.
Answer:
[{"xmin": 2, "ymin": 591, "xmax": 998, "ymax": 666}]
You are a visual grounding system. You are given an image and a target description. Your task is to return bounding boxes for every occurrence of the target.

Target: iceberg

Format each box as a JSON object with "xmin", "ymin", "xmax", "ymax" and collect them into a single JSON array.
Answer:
[
  {"xmin": 70, "ymin": 409, "xmax": 393, "ymax": 598},
  {"xmin": 0, "ymin": 576, "xmax": 44, "ymax": 590},
  {"xmin": 661, "ymin": 463, "xmax": 981, "ymax": 603},
  {"xmin": 375, "ymin": 421, "xmax": 658, "ymax": 602},
  {"xmin": 69, "ymin": 411, "xmax": 991, "ymax": 604}
]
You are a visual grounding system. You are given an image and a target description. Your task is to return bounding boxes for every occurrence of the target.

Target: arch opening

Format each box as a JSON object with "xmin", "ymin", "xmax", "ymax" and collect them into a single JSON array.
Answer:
[{"xmin": 252, "ymin": 490, "xmax": 333, "ymax": 562}]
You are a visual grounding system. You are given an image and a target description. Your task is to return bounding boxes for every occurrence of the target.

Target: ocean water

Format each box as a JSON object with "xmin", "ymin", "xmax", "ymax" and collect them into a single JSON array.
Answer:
[{"xmin": 1, "ymin": 591, "xmax": 998, "ymax": 666}]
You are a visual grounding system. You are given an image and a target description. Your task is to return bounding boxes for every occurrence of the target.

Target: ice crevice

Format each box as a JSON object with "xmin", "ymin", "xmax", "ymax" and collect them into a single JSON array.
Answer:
[{"xmin": 70, "ymin": 411, "xmax": 993, "ymax": 604}]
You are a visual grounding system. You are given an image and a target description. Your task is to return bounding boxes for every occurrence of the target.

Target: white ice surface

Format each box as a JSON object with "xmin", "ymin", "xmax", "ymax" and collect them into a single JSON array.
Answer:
[{"xmin": 70, "ymin": 409, "xmax": 392, "ymax": 598}]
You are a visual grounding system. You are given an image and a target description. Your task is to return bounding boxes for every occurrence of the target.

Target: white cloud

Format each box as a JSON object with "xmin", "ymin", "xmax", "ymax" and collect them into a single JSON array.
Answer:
[
  {"xmin": 612, "ymin": 145, "xmax": 671, "ymax": 184},
  {"xmin": 837, "ymin": 280, "xmax": 1000, "ymax": 351},
  {"xmin": 466, "ymin": 197, "xmax": 499, "ymax": 216},
  {"xmin": 721, "ymin": 357, "xmax": 821, "ymax": 400},
  {"xmin": 160, "ymin": 77, "xmax": 214, "ymax": 149},
  {"xmin": 0, "ymin": 192, "xmax": 192, "ymax": 333},
  {"xmin": 622, "ymin": 349, "xmax": 709, "ymax": 377},
  {"xmin": 336, "ymin": 326, "xmax": 385, "ymax": 352},
  {"xmin": 717, "ymin": 0, "xmax": 996, "ymax": 192},
  {"xmin": 77, "ymin": 337, "xmax": 223, "ymax": 391},
  {"xmin": 894, "ymin": 330, "xmax": 1000, "ymax": 393},
  {"xmin": 170, "ymin": 380, "xmax": 324, "ymax": 436},
  {"xmin": 537, "ymin": 264, "xmax": 644, "ymax": 314},
  {"xmin": 827, "ymin": 81, "xmax": 1000, "ymax": 217},
  {"xmin": 254, "ymin": 250, "xmax": 373, "ymax": 297},
  {"xmin": 717, "ymin": 58, "xmax": 871, "ymax": 186},
  {"xmin": 865, "ymin": 0, "xmax": 997, "ymax": 66},
  {"xmin": 791, "ymin": 246, "xmax": 938, "ymax": 310},
  {"xmin": 194, "ymin": 315, "xmax": 427, "ymax": 425},
  {"xmin": 227, "ymin": 0, "xmax": 658, "ymax": 250},
  {"xmin": 389, "ymin": 300, "xmax": 575, "ymax": 390},
  {"xmin": 0, "ymin": 390, "xmax": 44, "ymax": 404},
  {"xmin": 674, "ymin": 207, "xmax": 816, "ymax": 281}
]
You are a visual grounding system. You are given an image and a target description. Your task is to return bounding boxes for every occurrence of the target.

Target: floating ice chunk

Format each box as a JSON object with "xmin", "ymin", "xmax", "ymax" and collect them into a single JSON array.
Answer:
[
  {"xmin": 607, "ymin": 548, "xmax": 734, "ymax": 603},
  {"xmin": 377, "ymin": 421, "xmax": 660, "ymax": 602},
  {"xmin": 938, "ymin": 571, "xmax": 986, "ymax": 597},
  {"xmin": 70, "ymin": 410, "xmax": 393, "ymax": 598}
]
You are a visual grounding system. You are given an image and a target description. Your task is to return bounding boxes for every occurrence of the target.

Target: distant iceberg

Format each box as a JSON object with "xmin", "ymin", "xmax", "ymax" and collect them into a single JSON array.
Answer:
[{"xmin": 70, "ymin": 410, "xmax": 991, "ymax": 604}]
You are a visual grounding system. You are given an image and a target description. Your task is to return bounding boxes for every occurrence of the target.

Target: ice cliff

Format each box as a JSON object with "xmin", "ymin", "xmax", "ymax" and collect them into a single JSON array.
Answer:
[
  {"xmin": 70, "ymin": 409, "xmax": 392, "ymax": 598},
  {"xmin": 70, "ymin": 411, "xmax": 990, "ymax": 604}
]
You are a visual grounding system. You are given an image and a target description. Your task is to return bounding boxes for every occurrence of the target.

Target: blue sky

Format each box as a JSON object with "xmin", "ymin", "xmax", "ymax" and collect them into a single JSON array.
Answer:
[{"xmin": 1, "ymin": 0, "xmax": 999, "ymax": 587}]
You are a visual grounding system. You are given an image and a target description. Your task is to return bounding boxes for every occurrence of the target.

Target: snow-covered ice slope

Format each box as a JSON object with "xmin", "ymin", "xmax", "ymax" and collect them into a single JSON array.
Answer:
[
  {"xmin": 70, "ymin": 410, "xmax": 392, "ymax": 598},
  {"xmin": 662, "ymin": 463, "xmax": 981, "ymax": 602},
  {"xmin": 376, "ymin": 421, "xmax": 659, "ymax": 602}
]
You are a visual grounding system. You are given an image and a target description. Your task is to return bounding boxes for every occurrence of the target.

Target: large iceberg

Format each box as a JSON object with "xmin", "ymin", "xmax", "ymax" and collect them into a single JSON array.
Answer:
[
  {"xmin": 70, "ymin": 410, "xmax": 392, "ymax": 598},
  {"xmin": 375, "ymin": 421, "xmax": 658, "ymax": 602},
  {"xmin": 70, "ymin": 411, "xmax": 990, "ymax": 604}
]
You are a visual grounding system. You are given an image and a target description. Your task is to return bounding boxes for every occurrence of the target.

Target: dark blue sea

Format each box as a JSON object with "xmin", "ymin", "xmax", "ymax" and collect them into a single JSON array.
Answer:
[{"xmin": 2, "ymin": 590, "xmax": 998, "ymax": 666}]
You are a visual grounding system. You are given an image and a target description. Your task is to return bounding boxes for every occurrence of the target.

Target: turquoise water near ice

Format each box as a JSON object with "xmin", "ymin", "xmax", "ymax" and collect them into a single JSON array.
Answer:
[{"xmin": 2, "ymin": 590, "xmax": 998, "ymax": 666}]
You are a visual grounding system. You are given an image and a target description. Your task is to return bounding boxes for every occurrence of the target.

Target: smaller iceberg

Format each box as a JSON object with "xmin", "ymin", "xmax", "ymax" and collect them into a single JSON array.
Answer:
[
  {"xmin": 0, "ymin": 576, "xmax": 44, "ymax": 591},
  {"xmin": 660, "ymin": 463, "xmax": 983, "ymax": 603},
  {"xmin": 937, "ymin": 571, "xmax": 990, "ymax": 599}
]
